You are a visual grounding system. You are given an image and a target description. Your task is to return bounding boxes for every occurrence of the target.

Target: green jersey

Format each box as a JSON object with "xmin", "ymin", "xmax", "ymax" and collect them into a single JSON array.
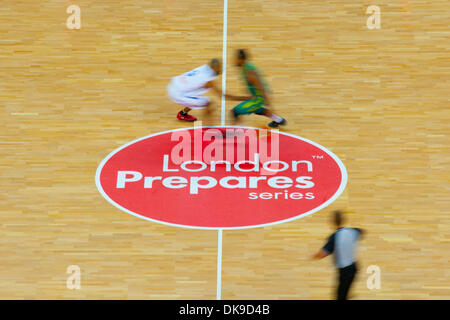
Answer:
[{"xmin": 241, "ymin": 62, "xmax": 270, "ymax": 97}]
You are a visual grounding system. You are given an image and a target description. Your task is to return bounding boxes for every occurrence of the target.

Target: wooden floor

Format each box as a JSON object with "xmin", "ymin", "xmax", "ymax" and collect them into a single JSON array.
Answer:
[{"xmin": 0, "ymin": 0, "xmax": 449, "ymax": 299}]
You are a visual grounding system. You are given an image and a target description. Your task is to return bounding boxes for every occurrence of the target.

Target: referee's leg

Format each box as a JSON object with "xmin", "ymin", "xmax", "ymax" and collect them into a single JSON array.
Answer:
[{"xmin": 337, "ymin": 263, "xmax": 358, "ymax": 300}]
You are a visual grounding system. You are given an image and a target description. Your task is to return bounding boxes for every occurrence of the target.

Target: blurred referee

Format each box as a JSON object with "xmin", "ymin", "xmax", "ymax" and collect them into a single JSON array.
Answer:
[{"xmin": 313, "ymin": 210, "xmax": 365, "ymax": 300}]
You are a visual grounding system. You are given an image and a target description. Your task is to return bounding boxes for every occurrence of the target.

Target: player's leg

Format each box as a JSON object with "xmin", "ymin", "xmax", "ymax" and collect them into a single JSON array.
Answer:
[
  {"xmin": 231, "ymin": 97, "xmax": 264, "ymax": 123},
  {"xmin": 233, "ymin": 96, "xmax": 286, "ymax": 128},
  {"xmin": 177, "ymin": 107, "xmax": 195, "ymax": 121},
  {"xmin": 258, "ymin": 108, "xmax": 286, "ymax": 128},
  {"xmin": 177, "ymin": 96, "xmax": 210, "ymax": 122},
  {"xmin": 168, "ymin": 82, "xmax": 205, "ymax": 121},
  {"xmin": 230, "ymin": 107, "xmax": 240, "ymax": 124}
]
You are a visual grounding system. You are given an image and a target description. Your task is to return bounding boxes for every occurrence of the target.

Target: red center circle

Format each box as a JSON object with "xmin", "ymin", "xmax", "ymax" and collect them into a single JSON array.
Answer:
[{"xmin": 96, "ymin": 126, "xmax": 347, "ymax": 229}]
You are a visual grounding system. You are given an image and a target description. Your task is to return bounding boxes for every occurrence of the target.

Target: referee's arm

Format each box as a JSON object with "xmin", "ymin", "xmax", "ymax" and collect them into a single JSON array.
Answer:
[
  {"xmin": 355, "ymin": 228, "xmax": 366, "ymax": 238},
  {"xmin": 313, "ymin": 233, "xmax": 335, "ymax": 260},
  {"xmin": 313, "ymin": 249, "xmax": 329, "ymax": 259}
]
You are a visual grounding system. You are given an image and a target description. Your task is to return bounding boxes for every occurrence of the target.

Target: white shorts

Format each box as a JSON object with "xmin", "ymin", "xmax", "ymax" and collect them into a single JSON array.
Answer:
[{"xmin": 167, "ymin": 82, "xmax": 210, "ymax": 110}]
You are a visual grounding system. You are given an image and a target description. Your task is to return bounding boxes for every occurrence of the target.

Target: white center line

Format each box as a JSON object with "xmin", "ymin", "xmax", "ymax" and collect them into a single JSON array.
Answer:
[
  {"xmin": 217, "ymin": 229, "xmax": 223, "ymax": 300},
  {"xmin": 217, "ymin": 0, "xmax": 228, "ymax": 301},
  {"xmin": 220, "ymin": 0, "xmax": 228, "ymax": 126}
]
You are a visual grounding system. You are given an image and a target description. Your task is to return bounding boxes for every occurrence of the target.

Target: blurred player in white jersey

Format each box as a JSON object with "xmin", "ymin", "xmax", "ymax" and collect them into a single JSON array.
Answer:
[{"xmin": 168, "ymin": 58, "xmax": 248, "ymax": 122}]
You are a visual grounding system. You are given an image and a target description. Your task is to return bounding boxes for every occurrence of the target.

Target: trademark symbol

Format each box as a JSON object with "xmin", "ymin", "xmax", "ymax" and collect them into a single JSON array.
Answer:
[{"xmin": 312, "ymin": 155, "xmax": 324, "ymax": 159}]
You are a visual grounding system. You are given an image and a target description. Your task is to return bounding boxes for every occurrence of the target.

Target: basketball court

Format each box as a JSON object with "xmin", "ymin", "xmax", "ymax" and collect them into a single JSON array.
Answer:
[{"xmin": 0, "ymin": 0, "xmax": 449, "ymax": 299}]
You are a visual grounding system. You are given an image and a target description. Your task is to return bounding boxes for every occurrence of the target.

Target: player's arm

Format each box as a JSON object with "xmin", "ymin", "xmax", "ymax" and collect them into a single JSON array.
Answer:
[
  {"xmin": 205, "ymin": 80, "xmax": 249, "ymax": 101},
  {"xmin": 247, "ymin": 70, "xmax": 270, "ymax": 106}
]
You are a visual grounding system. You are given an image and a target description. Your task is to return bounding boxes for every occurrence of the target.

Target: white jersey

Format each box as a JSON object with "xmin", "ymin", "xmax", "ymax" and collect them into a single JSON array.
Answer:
[{"xmin": 170, "ymin": 64, "xmax": 217, "ymax": 95}]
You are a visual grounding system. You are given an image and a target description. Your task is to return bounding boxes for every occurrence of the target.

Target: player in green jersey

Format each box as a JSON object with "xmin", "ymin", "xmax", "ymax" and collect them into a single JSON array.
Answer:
[{"xmin": 231, "ymin": 49, "xmax": 286, "ymax": 128}]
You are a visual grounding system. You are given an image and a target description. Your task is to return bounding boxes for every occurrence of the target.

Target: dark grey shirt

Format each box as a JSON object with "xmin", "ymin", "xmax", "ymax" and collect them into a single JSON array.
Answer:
[{"xmin": 322, "ymin": 227, "xmax": 362, "ymax": 269}]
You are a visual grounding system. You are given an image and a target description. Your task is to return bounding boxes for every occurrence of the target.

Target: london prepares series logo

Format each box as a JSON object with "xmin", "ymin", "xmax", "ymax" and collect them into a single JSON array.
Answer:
[{"xmin": 95, "ymin": 126, "xmax": 347, "ymax": 229}]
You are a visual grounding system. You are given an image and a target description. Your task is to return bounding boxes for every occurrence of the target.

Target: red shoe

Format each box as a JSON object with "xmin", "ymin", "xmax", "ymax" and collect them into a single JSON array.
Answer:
[{"xmin": 177, "ymin": 111, "xmax": 197, "ymax": 122}]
